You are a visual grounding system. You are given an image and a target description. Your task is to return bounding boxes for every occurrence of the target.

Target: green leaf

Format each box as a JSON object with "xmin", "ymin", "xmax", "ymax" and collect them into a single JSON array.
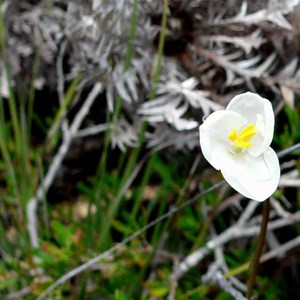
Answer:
[
  {"xmin": 51, "ymin": 219, "xmax": 73, "ymax": 247},
  {"xmin": 114, "ymin": 289, "xmax": 129, "ymax": 300},
  {"xmin": 111, "ymin": 219, "xmax": 133, "ymax": 235},
  {"xmin": 144, "ymin": 280, "xmax": 169, "ymax": 298}
]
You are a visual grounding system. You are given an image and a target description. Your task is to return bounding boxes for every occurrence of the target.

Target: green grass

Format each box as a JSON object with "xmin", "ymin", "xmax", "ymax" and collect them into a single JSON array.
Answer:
[{"xmin": 0, "ymin": 96, "xmax": 299, "ymax": 299}]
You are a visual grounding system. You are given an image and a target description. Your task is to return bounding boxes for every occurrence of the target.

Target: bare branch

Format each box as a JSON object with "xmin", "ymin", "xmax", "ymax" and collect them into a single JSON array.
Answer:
[
  {"xmin": 172, "ymin": 210, "xmax": 300, "ymax": 280},
  {"xmin": 27, "ymin": 83, "xmax": 102, "ymax": 248}
]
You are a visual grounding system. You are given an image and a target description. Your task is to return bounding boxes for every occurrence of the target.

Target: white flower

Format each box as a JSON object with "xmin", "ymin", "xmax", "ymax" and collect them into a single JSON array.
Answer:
[{"xmin": 199, "ymin": 92, "xmax": 280, "ymax": 202}]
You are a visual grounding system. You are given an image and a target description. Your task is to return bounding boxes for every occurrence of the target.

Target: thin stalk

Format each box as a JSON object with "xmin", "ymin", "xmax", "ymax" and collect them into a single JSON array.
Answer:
[
  {"xmin": 95, "ymin": 0, "xmax": 139, "ymax": 200},
  {"xmin": 191, "ymin": 189, "xmax": 223, "ymax": 251},
  {"xmin": 92, "ymin": 0, "xmax": 139, "ymax": 248},
  {"xmin": 19, "ymin": 97, "xmax": 31, "ymax": 204},
  {"xmin": 0, "ymin": 201, "xmax": 13, "ymax": 254},
  {"xmin": 246, "ymin": 198, "xmax": 270, "ymax": 299},
  {"xmin": 111, "ymin": 0, "xmax": 169, "ymax": 215},
  {"xmin": 177, "ymin": 284, "xmax": 208, "ymax": 300},
  {"xmin": 98, "ymin": 0, "xmax": 139, "ymax": 176},
  {"xmin": 114, "ymin": 0, "xmax": 169, "ymax": 180},
  {"xmin": 97, "ymin": 0, "xmax": 169, "ymax": 250},
  {"xmin": 124, "ymin": 0, "xmax": 138, "ymax": 71},
  {"xmin": 27, "ymin": 43, "xmax": 42, "ymax": 141},
  {"xmin": 97, "ymin": 0, "xmax": 138, "ymax": 176},
  {"xmin": 0, "ymin": 110, "xmax": 22, "ymax": 221},
  {"xmin": 131, "ymin": 155, "xmax": 153, "ymax": 220},
  {"xmin": 0, "ymin": 5, "xmax": 21, "ymax": 155},
  {"xmin": 128, "ymin": 198, "xmax": 167, "ymax": 297},
  {"xmin": 224, "ymin": 261, "xmax": 250, "ymax": 279},
  {"xmin": 149, "ymin": 0, "xmax": 168, "ymax": 99}
]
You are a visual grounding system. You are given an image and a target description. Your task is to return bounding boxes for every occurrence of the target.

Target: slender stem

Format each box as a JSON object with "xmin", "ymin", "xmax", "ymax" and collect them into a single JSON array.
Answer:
[
  {"xmin": 245, "ymin": 140, "xmax": 300, "ymax": 290},
  {"xmin": 149, "ymin": 0, "xmax": 168, "ymax": 99},
  {"xmin": 246, "ymin": 198, "xmax": 270, "ymax": 299}
]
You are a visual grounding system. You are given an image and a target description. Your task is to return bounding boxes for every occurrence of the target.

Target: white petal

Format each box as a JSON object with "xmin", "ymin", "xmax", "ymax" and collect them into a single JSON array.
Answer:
[
  {"xmin": 227, "ymin": 92, "xmax": 274, "ymax": 157},
  {"xmin": 199, "ymin": 110, "xmax": 245, "ymax": 170},
  {"xmin": 221, "ymin": 147, "xmax": 280, "ymax": 201}
]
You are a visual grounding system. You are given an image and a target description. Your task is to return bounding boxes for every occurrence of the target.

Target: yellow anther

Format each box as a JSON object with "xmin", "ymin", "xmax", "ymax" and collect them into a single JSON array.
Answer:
[
  {"xmin": 228, "ymin": 128, "xmax": 237, "ymax": 142},
  {"xmin": 238, "ymin": 124, "xmax": 256, "ymax": 140},
  {"xmin": 228, "ymin": 124, "xmax": 257, "ymax": 149}
]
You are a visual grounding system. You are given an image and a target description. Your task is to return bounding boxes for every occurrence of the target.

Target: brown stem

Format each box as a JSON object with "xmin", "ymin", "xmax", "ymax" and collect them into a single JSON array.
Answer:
[{"xmin": 246, "ymin": 198, "xmax": 270, "ymax": 299}]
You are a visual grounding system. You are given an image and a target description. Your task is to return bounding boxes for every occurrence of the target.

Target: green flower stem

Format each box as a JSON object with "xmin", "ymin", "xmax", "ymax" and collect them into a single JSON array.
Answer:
[
  {"xmin": 98, "ymin": 0, "xmax": 169, "ymax": 250},
  {"xmin": 246, "ymin": 198, "xmax": 270, "ymax": 299},
  {"xmin": 149, "ymin": 0, "xmax": 168, "ymax": 99}
]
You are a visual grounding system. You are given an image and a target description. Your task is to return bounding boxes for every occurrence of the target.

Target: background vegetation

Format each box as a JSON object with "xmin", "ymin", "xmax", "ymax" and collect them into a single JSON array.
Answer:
[{"xmin": 0, "ymin": 0, "xmax": 300, "ymax": 299}]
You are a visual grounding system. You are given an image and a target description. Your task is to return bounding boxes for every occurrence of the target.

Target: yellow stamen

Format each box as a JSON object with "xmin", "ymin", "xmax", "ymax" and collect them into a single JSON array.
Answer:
[
  {"xmin": 228, "ymin": 128, "xmax": 237, "ymax": 142},
  {"xmin": 228, "ymin": 124, "xmax": 257, "ymax": 149}
]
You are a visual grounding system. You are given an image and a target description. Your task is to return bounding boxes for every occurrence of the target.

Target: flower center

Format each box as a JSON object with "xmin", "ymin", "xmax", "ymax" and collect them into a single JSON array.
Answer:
[{"xmin": 228, "ymin": 124, "xmax": 257, "ymax": 149}]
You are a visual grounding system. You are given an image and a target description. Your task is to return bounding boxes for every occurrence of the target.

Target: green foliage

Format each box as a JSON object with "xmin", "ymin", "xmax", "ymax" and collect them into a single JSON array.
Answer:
[
  {"xmin": 274, "ymin": 104, "xmax": 300, "ymax": 149},
  {"xmin": 257, "ymin": 276, "xmax": 286, "ymax": 300}
]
